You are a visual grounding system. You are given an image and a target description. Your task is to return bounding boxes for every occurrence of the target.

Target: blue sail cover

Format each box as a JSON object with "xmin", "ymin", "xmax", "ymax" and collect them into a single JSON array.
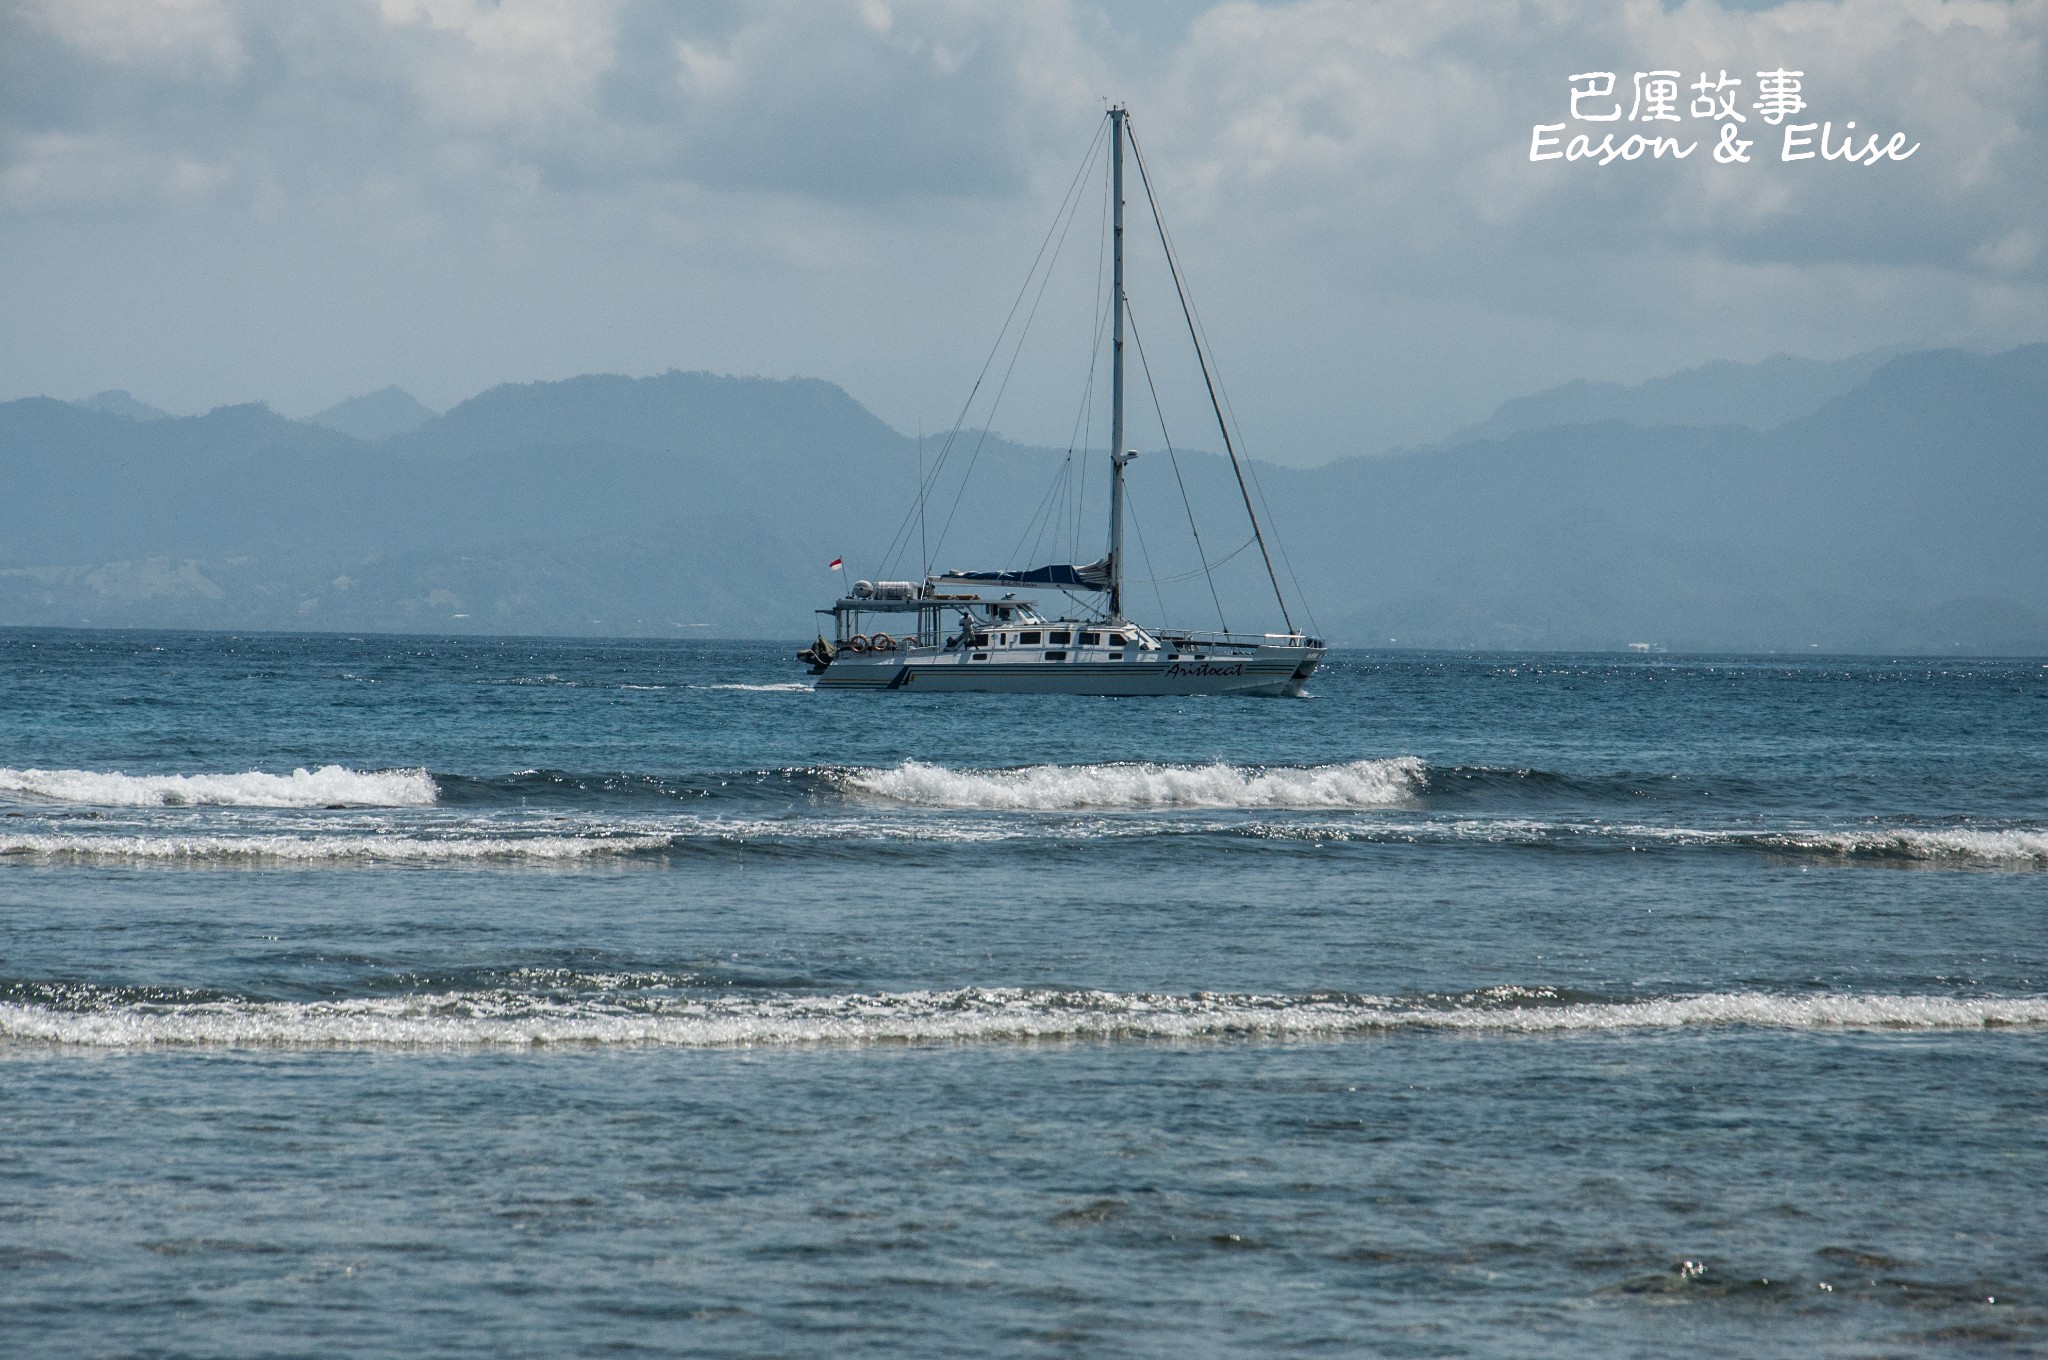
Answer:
[{"xmin": 939, "ymin": 556, "xmax": 1111, "ymax": 591}]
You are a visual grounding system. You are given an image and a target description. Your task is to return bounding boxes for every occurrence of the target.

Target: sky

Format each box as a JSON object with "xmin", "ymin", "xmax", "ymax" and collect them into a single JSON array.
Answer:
[{"xmin": 0, "ymin": 0, "xmax": 2041, "ymax": 465}]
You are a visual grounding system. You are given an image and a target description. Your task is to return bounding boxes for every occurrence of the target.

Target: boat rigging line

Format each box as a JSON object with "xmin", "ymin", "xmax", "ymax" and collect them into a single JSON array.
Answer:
[
  {"xmin": 1126, "ymin": 300, "xmax": 1229, "ymax": 634},
  {"xmin": 1123, "ymin": 115, "xmax": 1297, "ymax": 635},
  {"xmin": 923, "ymin": 153, "xmax": 1096, "ymax": 575},
  {"xmin": 876, "ymin": 118, "xmax": 1108, "ymax": 581},
  {"xmin": 1128, "ymin": 533, "xmax": 1257, "ymax": 587},
  {"xmin": 1020, "ymin": 173, "xmax": 1115, "ymax": 577}
]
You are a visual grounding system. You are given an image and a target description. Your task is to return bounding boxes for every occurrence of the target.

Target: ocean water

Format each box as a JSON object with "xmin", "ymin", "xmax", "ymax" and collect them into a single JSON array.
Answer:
[{"xmin": 2, "ymin": 628, "xmax": 2045, "ymax": 1356}]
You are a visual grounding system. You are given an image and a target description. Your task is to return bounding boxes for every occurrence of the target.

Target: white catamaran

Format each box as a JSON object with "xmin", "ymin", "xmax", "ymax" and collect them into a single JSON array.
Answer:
[{"xmin": 798, "ymin": 106, "xmax": 1324, "ymax": 697}]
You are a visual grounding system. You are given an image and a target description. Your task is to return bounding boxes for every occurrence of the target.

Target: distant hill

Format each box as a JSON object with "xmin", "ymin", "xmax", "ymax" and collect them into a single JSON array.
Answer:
[
  {"xmin": 0, "ymin": 371, "xmax": 929, "ymax": 639},
  {"xmin": 1444, "ymin": 346, "xmax": 1911, "ymax": 445},
  {"xmin": 1280, "ymin": 345, "xmax": 2048, "ymax": 653},
  {"xmin": 399, "ymin": 370, "xmax": 902, "ymax": 465},
  {"xmin": 71, "ymin": 390, "xmax": 171, "ymax": 422},
  {"xmin": 309, "ymin": 386, "xmax": 439, "ymax": 441},
  {"xmin": 1, "ymin": 349, "xmax": 2043, "ymax": 653}
]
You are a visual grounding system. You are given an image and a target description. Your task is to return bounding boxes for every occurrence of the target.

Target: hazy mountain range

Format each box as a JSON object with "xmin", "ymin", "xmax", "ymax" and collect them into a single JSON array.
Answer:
[
  {"xmin": 2, "ymin": 344, "xmax": 2043, "ymax": 653},
  {"xmin": 1438, "ymin": 346, "xmax": 1914, "ymax": 445},
  {"xmin": 307, "ymin": 386, "xmax": 439, "ymax": 442}
]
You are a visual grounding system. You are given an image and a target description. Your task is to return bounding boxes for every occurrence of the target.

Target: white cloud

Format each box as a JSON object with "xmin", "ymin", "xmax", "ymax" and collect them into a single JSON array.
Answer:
[
  {"xmin": 0, "ymin": 0, "xmax": 2039, "ymax": 457},
  {"xmin": 0, "ymin": 130, "xmax": 235, "ymax": 210},
  {"xmin": 374, "ymin": 0, "xmax": 620, "ymax": 130},
  {"xmin": 18, "ymin": 0, "xmax": 245, "ymax": 73}
]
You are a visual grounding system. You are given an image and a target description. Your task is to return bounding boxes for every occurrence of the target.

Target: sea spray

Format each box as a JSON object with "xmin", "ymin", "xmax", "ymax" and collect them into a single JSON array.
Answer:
[
  {"xmin": 845, "ymin": 757, "xmax": 1427, "ymax": 810},
  {"xmin": 7, "ymin": 986, "xmax": 2044, "ymax": 1050},
  {"xmin": 0, "ymin": 765, "xmax": 437, "ymax": 808}
]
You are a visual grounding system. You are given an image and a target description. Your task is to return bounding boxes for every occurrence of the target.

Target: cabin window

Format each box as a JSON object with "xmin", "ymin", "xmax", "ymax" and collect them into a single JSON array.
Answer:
[
  {"xmin": 1019, "ymin": 631, "xmax": 1041, "ymax": 645},
  {"xmin": 1043, "ymin": 651, "xmax": 1066, "ymax": 661},
  {"xmin": 1049, "ymin": 631, "xmax": 1071, "ymax": 645},
  {"xmin": 972, "ymin": 633, "xmax": 989, "ymax": 646},
  {"xmin": 1108, "ymin": 633, "xmax": 1127, "ymax": 646},
  {"xmin": 1108, "ymin": 652, "xmax": 1123, "ymax": 661},
  {"xmin": 1080, "ymin": 632, "xmax": 1101, "ymax": 646},
  {"xmin": 971, "ymin": 652, "xmax": 989, "ymax": 661}
]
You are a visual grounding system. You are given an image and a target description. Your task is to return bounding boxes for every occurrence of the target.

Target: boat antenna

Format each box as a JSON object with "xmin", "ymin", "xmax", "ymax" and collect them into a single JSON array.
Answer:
[
  {"xmin": 1125, "ymin": 115, "xmax": 1296, "ymax": 634},
  {"xmin": 1107, "ymin": 103, "xmax": 1130, "ymax": 621}
]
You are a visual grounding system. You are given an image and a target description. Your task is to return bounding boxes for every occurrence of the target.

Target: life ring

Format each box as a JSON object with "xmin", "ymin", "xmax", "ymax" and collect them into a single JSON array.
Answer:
[
  {"xmin": 870, "ymin": 632, "xmax": 895, "ymax": 652},
  {"xmin": 847, "ymin": 634, "xmax": 870, "ymax": 653}
]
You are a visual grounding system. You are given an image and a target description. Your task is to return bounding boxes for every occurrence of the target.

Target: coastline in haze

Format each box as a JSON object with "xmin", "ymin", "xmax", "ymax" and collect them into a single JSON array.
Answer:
[{"xmin": 2, "ymin": 343, "xmax": 2043, "ymax": 655}]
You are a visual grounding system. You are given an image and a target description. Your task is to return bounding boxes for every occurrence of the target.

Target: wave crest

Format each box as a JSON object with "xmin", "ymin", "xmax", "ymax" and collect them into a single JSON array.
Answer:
[
  {"xmin": 6, "ymin": 815, "xmax": 2042, "ymax": 867},
  {"xmin": 0, "ymin": 832, "xmax": 667, "ymax": 863},
  {"xmin": 845, "ymin": 758, "xmax": 1425, "ymax": 811},
  {"xmin": 0, "ymin": 766, "xmax": 436, "ymax": 809},
  {"xmin": 1751, "ymin": 826, "xmax": 2048, "ymax": 865},
  {"xmin": 6, "ymin": 987, "xmax": 2042, "ymax": 1050}
]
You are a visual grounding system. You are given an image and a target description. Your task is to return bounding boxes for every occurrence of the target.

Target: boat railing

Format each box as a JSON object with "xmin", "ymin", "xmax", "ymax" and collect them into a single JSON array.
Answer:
[{"xmin": 1155, "ymin": 629, "xmax": 1323, "ymax": 650}]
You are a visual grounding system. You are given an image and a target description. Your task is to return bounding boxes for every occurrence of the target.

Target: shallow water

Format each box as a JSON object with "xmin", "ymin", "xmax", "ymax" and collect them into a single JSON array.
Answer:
[{"xmin": 2, "ymin": 629, "xmax": 2044, "ymax": 1355}]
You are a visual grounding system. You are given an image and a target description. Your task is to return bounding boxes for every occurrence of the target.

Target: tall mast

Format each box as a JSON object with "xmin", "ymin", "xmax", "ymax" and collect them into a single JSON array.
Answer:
[{"xmin": 1107, "ymin": 104, "xmax": 1131, "ymax": 620}]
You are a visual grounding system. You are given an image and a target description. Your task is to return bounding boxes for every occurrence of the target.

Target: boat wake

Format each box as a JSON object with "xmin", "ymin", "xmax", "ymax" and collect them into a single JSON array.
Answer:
[{"xmin": 695, "ymin": 682, "xmax": 814, "ymax": 693}]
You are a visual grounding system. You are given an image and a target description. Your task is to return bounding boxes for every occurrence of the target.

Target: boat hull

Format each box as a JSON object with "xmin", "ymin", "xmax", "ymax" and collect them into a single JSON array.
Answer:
[{"xmin": 813, "ymin": 647, "xmax": 1322, "ymax": 697}]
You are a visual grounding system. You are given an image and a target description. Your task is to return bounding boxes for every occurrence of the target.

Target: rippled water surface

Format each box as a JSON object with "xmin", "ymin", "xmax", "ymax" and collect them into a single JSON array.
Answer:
[{"xmin": 3, "ymin": 629, "xmax": 2045, "ymax": 1356}]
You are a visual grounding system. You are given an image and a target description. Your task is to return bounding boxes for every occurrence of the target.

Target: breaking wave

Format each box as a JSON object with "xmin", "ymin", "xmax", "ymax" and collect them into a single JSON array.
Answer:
[
  {"xmin": 1, "ymin": 814, "xmax": 2042, "ymax": 868},
  {"xmin": 0, "ymin": 766, "xmax": 437, "ymax": 809},
  {"xmin": 0, "ymin": 832, "xmax": 670, "ymax": 864},
  {"xmin": 845, "ymin": 758, "xmax": 1426, "ymax": 811},
  {"xmin": 1246, "ymin": 819, "xmax": 2048, "ymax": 866},
  {"xmin": 1744, "ymin": 825, "xmax": 2048, "ymax": 865},
  {"xmin": 4, "ymin": 986, "xmax": 2043, "ymax": 1050}
]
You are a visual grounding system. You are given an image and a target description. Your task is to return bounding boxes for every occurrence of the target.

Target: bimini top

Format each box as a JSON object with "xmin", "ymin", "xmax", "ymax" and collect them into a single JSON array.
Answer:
[{"xmin": 936, "ymin": 556, "xmax": 1111, "ymax": 591}]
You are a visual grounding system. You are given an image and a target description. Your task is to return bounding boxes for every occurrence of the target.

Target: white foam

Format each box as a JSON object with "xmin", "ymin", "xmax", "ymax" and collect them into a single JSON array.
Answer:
[
  {"xmin": 7, "ymin": 987, "xmax": 2041, "ymax": 1050},
  {"xmin": 2, "ymin": 807, "xmax": 2038, "ymax": 867},
  {"xmin": 0, "ymin": 765, "xmax": 436, "ymax": 809},
  {"xmin": 847, "ymin": 758, "xmax": 1425, "ymax": 811},
  {"xmin": 1242, "ymin": 818, "xmax": 2048, "ymax": 866},
  {"xmin": 698, "ymin": 682, "xmax": 813, "ymax": 692},
  {"xmin": 0, "ymin": 832, "xmax": 668, "ymax": 863},
  {"xmin": 1756, "ymin": 826, "xmax": 2048, "ymax": 865},
  {"xmin": 1524, "ymin": 821, "xmax": 2048, "ymax": 866}
]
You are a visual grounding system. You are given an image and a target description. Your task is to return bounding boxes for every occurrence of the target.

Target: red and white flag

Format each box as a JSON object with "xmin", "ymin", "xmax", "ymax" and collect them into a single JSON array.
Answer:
[{"xmin": 827, "ymin": 558, "xmax": 844, "ymax": 571}]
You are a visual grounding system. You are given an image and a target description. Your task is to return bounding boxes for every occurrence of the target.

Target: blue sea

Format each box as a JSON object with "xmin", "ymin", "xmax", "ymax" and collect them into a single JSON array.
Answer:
[{"xmin": 3, "ymin": 628, "xmax": 2045, "ymax": 1356}]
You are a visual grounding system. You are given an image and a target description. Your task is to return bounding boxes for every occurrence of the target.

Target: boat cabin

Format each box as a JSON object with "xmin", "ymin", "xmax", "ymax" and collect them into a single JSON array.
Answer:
[{"xmin": 816, "ymin": 577, "xmax": 1270, "ymax": 666}]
